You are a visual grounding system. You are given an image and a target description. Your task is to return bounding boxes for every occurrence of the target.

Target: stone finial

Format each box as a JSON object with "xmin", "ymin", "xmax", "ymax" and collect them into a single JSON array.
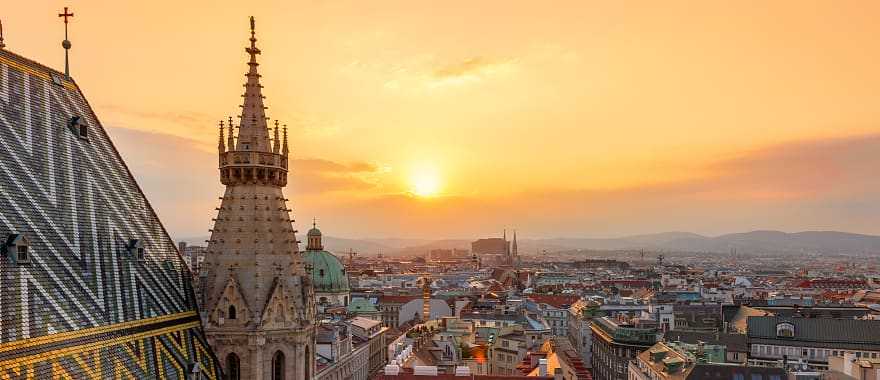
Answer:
[{"xmin": 218, "ymin": 120, "xmax": 226, "ymax": 153}]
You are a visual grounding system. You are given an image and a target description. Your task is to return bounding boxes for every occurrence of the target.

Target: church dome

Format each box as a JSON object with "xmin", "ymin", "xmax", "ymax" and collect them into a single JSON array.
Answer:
[
  {"xmin": 308, "ymin": 227, "xmax": 322, "ymax": 237},
  {"xmin": 304, "ymin": 249, "xmax": 350, "ymax": 293}
]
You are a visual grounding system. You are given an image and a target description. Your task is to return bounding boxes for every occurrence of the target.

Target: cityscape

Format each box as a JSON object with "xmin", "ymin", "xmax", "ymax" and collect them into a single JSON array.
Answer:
[{"xmin": 2, "ymin": 3, "xmax": 880, "ymax": 380}]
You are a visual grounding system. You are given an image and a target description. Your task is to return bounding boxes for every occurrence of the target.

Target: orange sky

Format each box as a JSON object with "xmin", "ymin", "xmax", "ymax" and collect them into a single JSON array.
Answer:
[{"xmin": 4, "ymin": 1, "xmax": 880, "ymax": 239}]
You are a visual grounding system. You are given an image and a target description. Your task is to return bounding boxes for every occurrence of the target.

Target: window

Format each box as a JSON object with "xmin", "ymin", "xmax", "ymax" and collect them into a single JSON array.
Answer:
[
  {"xmin": 228, "ymin": 305, "xmax": 236, "ymax": 320},
  {"xmin": 319, "ymin": 269, "xmax": 325, "ymax": 277},
  {"xmin": 272, "ymin": 351, "xmax": 285, "ymax": 380},
  {"xmin": 17, "ymin": 245, "xmax": 28, "ymax": 263},
  {"xmin": 226, "ymin": 353, "xmax": 240, "ymax": 380},
  {"xmin": 775, "ymin": 322, "xmax": 795, "ymax": 338},
  {"xmin": 68, "ymin": 116, "xmax": 89, "ymax": 140},
  {"xmin": 4, "ymin": 234, "xmax": 30, "ymax": 264},
  {"xmin": 127, "ymin": 239, "xmax": 145, "ymax": 261}
]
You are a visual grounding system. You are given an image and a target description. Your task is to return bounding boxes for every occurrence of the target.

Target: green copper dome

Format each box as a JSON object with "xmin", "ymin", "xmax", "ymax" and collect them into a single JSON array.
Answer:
[{"xmin": 304, "ymin": 249, "xmax": 350, "ymax": 293}]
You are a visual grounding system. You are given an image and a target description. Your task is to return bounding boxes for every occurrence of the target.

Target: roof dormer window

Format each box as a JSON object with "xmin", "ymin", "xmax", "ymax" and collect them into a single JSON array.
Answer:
[
  {"xmin": 4, "ymin": 234, "xmax": 30, "ymax": 265},
  {"xmin": 776, "ymin": 322, "xmax": 795, "ymax": 338},
  {"xmin": 68, "ymin": 116, "xmax": 89, "ymax": 141},
  {"xmin": 127, "ymin": 239, "xmax": 145, "ymax": 262}
]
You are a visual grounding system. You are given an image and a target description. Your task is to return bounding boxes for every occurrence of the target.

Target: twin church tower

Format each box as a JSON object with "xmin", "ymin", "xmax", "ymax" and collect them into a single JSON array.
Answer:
[{"xmin": 200, "ymin": 17, "xmax": 316, "ymax": 380}]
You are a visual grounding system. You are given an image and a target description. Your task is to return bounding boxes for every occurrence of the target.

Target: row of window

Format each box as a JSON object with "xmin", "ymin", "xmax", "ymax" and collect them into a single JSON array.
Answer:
[
  {"xmin": 752, "ymin": 344, "xmax": 880, "ymax": 360},
  {"xmin": 3, "ymin": 234, "xmax": 147, "ymax": 264}
]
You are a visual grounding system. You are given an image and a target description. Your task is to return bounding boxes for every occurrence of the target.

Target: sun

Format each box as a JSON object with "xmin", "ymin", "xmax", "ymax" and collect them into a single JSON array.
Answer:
[{"xmin": 410, "ymin": 168, "xmax": 442, "ymax": 197}]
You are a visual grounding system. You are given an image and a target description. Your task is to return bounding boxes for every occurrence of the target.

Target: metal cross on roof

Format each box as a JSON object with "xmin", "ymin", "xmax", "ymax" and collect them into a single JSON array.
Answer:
[{"xmin": 58, "ymin": 7, "xmax": 74, "ymax": 78}]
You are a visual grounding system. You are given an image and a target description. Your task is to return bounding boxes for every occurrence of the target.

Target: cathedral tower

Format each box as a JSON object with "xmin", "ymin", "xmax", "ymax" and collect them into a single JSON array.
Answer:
[{"xmin": 201, "ymin": 17, "xmax": 315, "ymax": 380}]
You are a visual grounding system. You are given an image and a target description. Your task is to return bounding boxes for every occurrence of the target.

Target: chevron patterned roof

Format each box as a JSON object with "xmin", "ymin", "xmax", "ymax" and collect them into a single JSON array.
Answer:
[{"xmin": 0, "ymin": 49, "xmax": 221, "ymax": 379}]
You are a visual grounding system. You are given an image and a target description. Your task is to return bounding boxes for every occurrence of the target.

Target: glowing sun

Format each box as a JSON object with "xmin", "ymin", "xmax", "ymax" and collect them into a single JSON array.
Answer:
[{"xmin": 410, "ymin": 167, "xmax": 442, "ymax": 197}]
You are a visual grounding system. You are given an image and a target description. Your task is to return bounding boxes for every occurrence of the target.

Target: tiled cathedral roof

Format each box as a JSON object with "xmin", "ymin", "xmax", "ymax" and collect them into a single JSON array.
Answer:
[{"xmin": 0, "ymin": 48, "xmax": 221, "ymax": 379}]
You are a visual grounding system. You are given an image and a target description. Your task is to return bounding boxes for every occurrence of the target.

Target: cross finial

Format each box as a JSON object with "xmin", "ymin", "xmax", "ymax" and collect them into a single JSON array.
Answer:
[
  {"xmin": 58, "ymin": 7, "xmax": 74, "ymax": 78},
  {"xmin": 312, "ymin": 217, "xmax": 317, "ymax": 229},
  {"xmin": 59, "ymin": 7, "xmax": 74, "ymax": 24},
  {"xmin": 246, "ymin": 16, "xmax": 260, "ymax": 64}
]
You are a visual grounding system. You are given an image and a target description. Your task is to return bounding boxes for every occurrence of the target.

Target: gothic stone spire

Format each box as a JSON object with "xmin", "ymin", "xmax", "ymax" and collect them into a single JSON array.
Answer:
[
  {"xmin": 202, "ymin": 16, "xmax": 315, "ymax": 380},
  {"xmin": 236, "ymin": 16, "xmax": 271, "ymax": 152}
]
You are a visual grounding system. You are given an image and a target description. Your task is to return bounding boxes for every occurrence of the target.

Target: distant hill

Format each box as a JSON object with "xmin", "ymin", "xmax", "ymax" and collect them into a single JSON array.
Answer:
[
  {"xmin": 539, "ymin": 232, "xmax": 705, "ymax": 251},
  {"xmin": 177, "ymin": 230, "xmax": 880, "ymax": 257},
  {"xmin": 655, "ymin": 230, "xmax": 880, "ymax": 255},
  {"xmin": 539, "ymin": 230, "xmax": 880, "ymax": 255}
]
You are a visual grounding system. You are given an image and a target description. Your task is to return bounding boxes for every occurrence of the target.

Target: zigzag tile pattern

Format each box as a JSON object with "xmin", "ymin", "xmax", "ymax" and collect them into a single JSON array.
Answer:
[{"xmin": 0, "ymin": 49, "xmax": 222, "ymax": 379}]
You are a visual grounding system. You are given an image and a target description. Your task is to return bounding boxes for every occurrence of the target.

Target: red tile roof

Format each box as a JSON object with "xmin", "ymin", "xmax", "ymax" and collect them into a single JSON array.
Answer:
[{"xmin": 527, "ymin": 295, "xmax": 581, "ymax": 309}]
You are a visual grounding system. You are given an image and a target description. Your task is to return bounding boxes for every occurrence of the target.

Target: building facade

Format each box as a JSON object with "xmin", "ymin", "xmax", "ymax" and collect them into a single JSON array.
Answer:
[
  {"xmin": 590, "ymin": 317, "xmax": 658, "ymax": 380},
  {"xmin": 747, "ymin": 316, "xmax": 880, "ymax": 371},
  {"xmin": 200, "ymin": 17, "xmax": 315, "ymax": 380}
]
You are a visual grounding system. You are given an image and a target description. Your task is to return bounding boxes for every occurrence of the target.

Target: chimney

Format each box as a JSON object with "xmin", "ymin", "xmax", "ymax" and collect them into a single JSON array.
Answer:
[{"xmin": 538, "ymin": 358, "xmax": 548, "ymax": 376}]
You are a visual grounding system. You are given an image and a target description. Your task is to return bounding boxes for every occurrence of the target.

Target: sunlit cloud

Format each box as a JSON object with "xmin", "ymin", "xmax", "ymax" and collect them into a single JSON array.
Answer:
[{"xmin": 427, "ymin": 57, "xmax": 519, "ymax": 88}]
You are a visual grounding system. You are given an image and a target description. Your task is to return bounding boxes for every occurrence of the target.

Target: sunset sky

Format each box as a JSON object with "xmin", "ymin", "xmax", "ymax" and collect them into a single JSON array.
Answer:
[{"xmin": 5, "ymin": 1, "xmax": 880, "ymax": 239}]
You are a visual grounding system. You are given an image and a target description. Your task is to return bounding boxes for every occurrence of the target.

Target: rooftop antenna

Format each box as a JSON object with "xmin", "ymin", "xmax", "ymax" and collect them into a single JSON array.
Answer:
[
  {"xmin": 58, "ymin": 7, "xmax": 74, "ymax": 78},
  {"xmin": 0, "ymin": 19, "xmax": 6, "ymax": 49}
]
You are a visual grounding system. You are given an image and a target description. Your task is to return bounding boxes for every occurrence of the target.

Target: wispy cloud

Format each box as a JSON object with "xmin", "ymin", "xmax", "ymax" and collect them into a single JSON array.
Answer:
[
  {"xmin": 427, "ymin": 56, "xmax": 518, "ymax": 88},
  {"xmin": 294, "ymin": 158, "xmax": 379, "ymax": 174},
  {"xmin": 293, "ymin": 158, "xmax": 385, "ymax": 194},
  {"xmin": 100, "ymin": 104, "xmax": 212, "ymax": 125}
]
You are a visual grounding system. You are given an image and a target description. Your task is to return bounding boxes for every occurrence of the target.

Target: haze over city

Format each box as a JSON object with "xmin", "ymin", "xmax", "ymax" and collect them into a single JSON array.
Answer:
[{"xmin": 5, "ymin": 1, "xmax": 880, "ymax": 239}]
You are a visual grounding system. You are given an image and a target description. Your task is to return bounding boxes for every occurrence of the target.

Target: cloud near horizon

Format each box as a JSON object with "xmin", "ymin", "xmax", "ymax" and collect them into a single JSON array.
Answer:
[{"xmin": 106, "ymin": 126, "xmax": 880, "ymax": 240}]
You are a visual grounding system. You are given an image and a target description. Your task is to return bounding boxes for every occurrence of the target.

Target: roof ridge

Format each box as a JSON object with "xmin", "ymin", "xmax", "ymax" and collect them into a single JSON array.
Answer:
[{"xmin": 0, "ymin": 48, "xmax": 70, "ymax": 80}]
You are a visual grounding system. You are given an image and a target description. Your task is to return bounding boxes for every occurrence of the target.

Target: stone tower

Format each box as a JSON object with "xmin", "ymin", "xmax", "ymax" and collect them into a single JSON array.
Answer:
[{"xmin": 201, "ymin": 17, "xmax": 315, "ymax": 380}]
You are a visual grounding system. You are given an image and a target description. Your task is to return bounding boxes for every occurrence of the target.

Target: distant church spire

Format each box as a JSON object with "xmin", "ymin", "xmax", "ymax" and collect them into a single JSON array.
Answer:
[
  {"xmin": 236, "ymin": 16, "xmax": 271, "ymax": 152},
  {"xmin": 512, "ymin": 230, "xmax": 518, "ymax": 257}
]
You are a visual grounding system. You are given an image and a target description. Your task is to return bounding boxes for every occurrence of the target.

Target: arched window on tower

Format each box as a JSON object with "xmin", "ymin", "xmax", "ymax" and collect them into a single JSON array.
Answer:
[
  {"xmin": 272, "ymin": 351, "xmax": 285, "ymax": 380},
  {"xmin": 225, "ymin": 353, "xmax": 240, "ymax": 380},
  {"xmin": 228, "ymin": 305, "xmax": 237, "ymax": 320}
]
